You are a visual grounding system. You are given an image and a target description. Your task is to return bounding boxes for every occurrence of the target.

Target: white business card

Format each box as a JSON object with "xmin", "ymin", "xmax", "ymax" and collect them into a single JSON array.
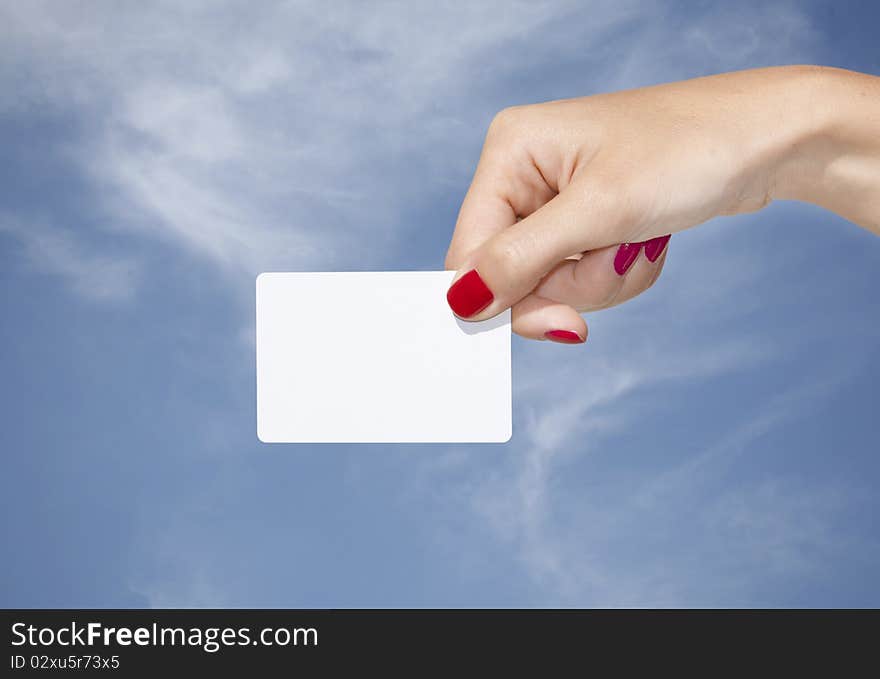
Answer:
[{"xmin": 256, "ymin": 272, "xmax": 511, "ymax": 443}]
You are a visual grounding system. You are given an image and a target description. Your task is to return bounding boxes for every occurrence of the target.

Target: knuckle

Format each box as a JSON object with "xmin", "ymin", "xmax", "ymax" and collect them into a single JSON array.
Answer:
[
  {"xmin": 487, "ymin": 105, "xmax": 529, "ymax": 140},
  {"xmin": 484, "ymin": 236, "xmax": 529, "ymax": 290}
]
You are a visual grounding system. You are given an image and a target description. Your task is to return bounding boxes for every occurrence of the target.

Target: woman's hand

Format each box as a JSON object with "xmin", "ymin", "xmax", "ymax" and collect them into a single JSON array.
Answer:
[{"xmin": 445, "ymin": 66, "xmax": 880, "ymax": 343}]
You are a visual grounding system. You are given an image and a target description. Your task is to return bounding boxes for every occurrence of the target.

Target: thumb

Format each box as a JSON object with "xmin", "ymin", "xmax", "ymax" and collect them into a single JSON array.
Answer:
[{"xmin": 446, "ymin": 183, "xmax": 620, "ymax": 320}]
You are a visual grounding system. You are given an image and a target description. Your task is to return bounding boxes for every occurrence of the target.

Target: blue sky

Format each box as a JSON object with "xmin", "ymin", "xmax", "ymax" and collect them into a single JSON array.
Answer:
[{"xmin": 1, "ymin": 1, "xmax": 879, "ymax": 607}]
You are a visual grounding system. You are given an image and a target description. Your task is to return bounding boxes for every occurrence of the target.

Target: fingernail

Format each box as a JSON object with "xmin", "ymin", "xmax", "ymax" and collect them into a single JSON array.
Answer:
[
  {"xmin": 447, "ymin": 269, "xmax": 494, "ymax": 318},
  {"xmin": 544, "ymin": 329, "xmax": 585, "ymax": 344},
  {"xmin": 613, "ymin": 243, "xmax": 640, "ymax": 275},
  {"xmin": 643, "ymin": 235, "xmax": 671, "ymax": 262}
]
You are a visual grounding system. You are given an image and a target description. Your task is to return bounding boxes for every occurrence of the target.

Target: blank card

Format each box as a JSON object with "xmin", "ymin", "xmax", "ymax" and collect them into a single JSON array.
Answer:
[{"xmin": 256, "ymin": 272, "xmax": 511, "ymax": 443}]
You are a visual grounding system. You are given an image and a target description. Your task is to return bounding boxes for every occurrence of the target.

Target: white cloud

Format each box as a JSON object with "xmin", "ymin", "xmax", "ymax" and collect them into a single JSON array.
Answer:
[
  {"xmin": 413, "ymin": 349, "xmax": 872, "ymax": 606},
  {"xmin": 479, "ymin": 341, "xmax": 779, "ymax": 599},
  {"xmin": 3, "ymin": 0, "xmax": 813, "ymax": 278},
  {"xmin": 5, "ymin": 1, "xmax": 863, "ymax": 607},
  {"xmin": 0, "ymin": 1, "xmax": 644, "ymax": 276},
  {"xmin": 0, "ymin": 217, "xmax": 139, "ymax": 302}
]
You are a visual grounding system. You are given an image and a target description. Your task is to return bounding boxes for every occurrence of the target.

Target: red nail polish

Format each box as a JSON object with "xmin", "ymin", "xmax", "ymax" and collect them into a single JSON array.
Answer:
[
  {"xmin": 643, "ymin": 235, "xmax": 671, "ymax": 262},
  {"xmin": 447, "ymin": 269, "xmax": 494, "ymax": 318},
  {"xmin": 613, "ymin": 243, "xmax": 640, "ymax": 275},
  {"xmin": 544, "ymin": 329, "xmax": 585, "ymax": 344}
]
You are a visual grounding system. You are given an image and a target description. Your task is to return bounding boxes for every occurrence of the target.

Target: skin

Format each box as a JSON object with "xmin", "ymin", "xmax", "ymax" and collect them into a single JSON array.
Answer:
[{"xmin": 445, "ymin": 65, "xmax": 880, "ymax": 342}]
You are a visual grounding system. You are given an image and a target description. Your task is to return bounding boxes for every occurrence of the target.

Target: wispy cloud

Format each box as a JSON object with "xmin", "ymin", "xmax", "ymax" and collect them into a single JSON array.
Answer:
[
  {"xmin": 413, "ymin": 346, "xmax": 872, "ymax": 606},
  {"xmin": 474, "ymin": 340, "xmax": 780, "ymax": 602},
  {"xmin": 1, "ymin": 1, "xmax": 633, "ymax": 275},
  {"xmin": 6, "ymin": 1, "xmax": 871, "ymax": 609},
  {"xmin": 0, "ymin": 216, "xmax": 139, "ymax": 301},
  {"xmin": 0, "ymin": 1, "xmax": 820, "ymax": 279}
]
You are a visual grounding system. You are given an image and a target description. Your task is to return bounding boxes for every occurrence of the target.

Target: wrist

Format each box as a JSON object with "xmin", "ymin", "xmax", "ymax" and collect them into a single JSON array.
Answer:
[
  {"xmin": 771, "ymin": 66, "xmax": 880, "ymax": 222},
  {"xmin": 769, "ymin": 66, "xmax": 841, "ymax": 203}
]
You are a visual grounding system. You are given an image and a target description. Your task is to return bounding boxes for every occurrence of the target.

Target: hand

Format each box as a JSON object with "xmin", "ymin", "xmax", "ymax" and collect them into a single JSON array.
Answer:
[{"xmin": 444, "ymin": 66, "xmax": 880, "ymax": 343}]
